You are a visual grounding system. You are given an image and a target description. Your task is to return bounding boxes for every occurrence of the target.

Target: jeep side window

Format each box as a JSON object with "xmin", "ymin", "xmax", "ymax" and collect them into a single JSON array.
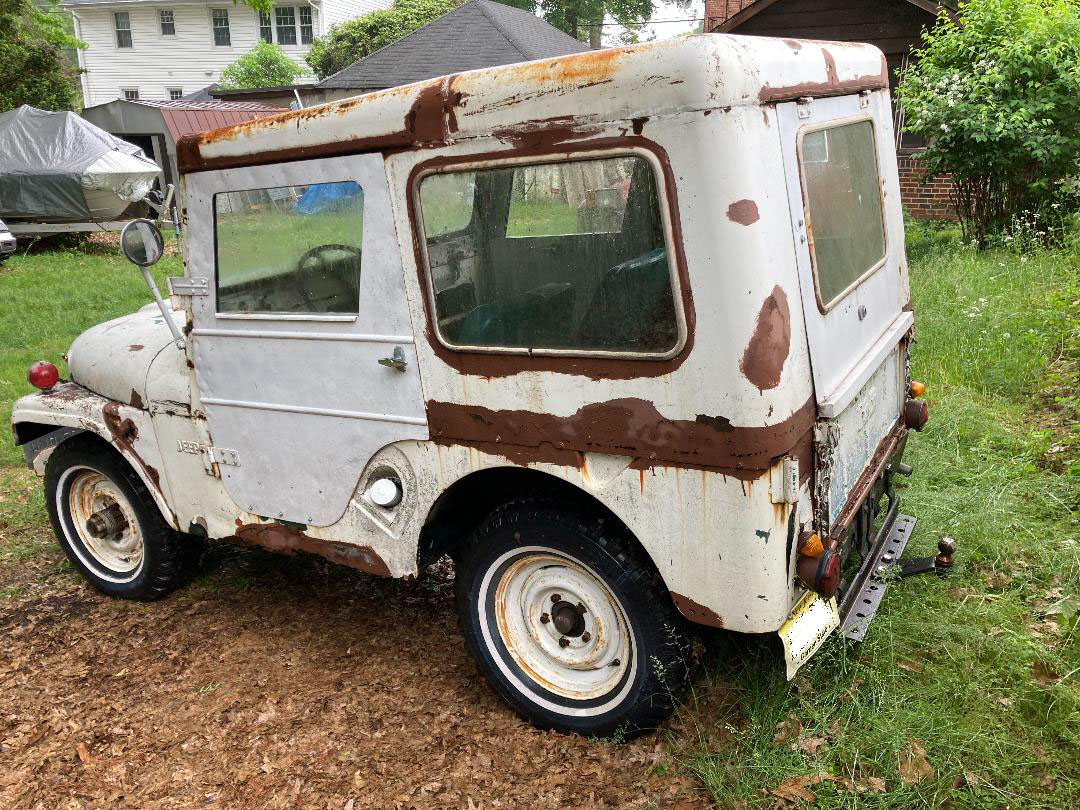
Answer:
[
  {"xmin": 214, "ymin": 181, "xmax": 364, "ymax": 315},
  {"xmin": 800, "ymin": 120, "xmax": 886, "ymax": 308},
  {"xmin": 417, "ymin": 155, "xmax": 679, "ymax": 355}
]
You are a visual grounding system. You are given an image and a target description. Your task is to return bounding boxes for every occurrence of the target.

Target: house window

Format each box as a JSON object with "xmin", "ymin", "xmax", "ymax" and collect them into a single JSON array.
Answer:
[
  {"xmin": 214, "ymin": 182, "xmax": 365, "ymax": 315},
  {"xmin": 114, "ymin": 12, "xmax": 132, "ymax": 48},
  {"xmin": 259, "ymin": 11, "xmax": 273, "ymax": 43},
  {"xmin": 123, "ymin": 89, "xmax": 140, "ymax": 101},
  {"xmin": 159, "ymin": 9, "xmax": 175, "ymax": 36},
  {"xmin": 416, "ymin": 155, "xmax": 681, "ymax": 356},
  {"xmin": 275, "ymin": 7, "xmax": 297, "ymax": 45},
  {"xmin": 298, "ymin": 6, "xmax": 313, "ymax": 44},
  {"xmin": 799, "ymin": 119, "xmax": 886, "ymax": 309},
  {"xmin": 211, "ymin": 9, "xmax": 231, "ymax": 46},
  {"xmin": 168, "ymin": 88, "xmax": 183, "ymax": 100}
]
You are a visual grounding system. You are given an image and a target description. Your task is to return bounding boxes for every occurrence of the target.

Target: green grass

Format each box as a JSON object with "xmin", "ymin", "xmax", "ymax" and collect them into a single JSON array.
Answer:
[
  {"xmin": 0, "ymin": 227, "xmax": 1078, "ymax": 806},
  {"xmin": 682, "ymin": 224, "xmax": 1080, "ymax": 808},
  {"xmin": 0, "ymin": 238, "xmax": 175, "ymax": 467}
]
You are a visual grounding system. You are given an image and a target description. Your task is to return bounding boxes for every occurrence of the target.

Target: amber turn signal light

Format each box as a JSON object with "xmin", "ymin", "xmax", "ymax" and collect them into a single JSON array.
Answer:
[
  {"xmin": 27, "ymin": 361, "xmax": 59, "ymax": 391},
  {"xmin": 909, "ymin": 380, "xmax": 926, "ymax": 398},
  {"xmin": 797, "ymin": 531, "xmax": 824, "ymax": 558}
]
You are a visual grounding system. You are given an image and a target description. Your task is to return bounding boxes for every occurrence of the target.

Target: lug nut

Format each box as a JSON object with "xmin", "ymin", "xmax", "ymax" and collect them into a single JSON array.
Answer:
[
  {"xmin": 576, "ymin": 602, "xmax": 587, "ymax": 614},
  {"xmin": 610, "ymin": 658, "xmax": 620, "ymax": 667},
  {"xmin": 581, "ymin": 631, "xmax": 591, "ymax": 643},
  {"xmin": 539, "ymin": 613, "xmax": 550, "ymax": 624},
  {"xmin": 551, "ymin": 593, "xmax": 562, "ymax": 603},
  {"xmin": 558, "ymin": 637, "xmax": 570, "ymax": 648}
]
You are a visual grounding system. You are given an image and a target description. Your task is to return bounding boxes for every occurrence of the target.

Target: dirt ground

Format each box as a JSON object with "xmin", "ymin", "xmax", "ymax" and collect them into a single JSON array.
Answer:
[{"xmin": 0, "ymin": 479, "xmax": 724, "ymax": 809}]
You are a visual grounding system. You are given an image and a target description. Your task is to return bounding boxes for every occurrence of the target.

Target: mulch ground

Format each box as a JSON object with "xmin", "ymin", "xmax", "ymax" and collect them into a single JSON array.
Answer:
[{"xmin": 0, "ymin": 513, "xmax": 730, "ymax": 809}]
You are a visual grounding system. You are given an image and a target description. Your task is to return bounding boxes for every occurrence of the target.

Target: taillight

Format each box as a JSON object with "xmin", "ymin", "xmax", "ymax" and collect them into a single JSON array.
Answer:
[
  {"xmin": 904, "ymin": 399, "xmax": 929, "ymax": 431},
  {"xmin": 27, "ymin": 361, "xmax": 59, "ymax": 391},
  {"xmin": 796, "ymin": 547, "xmax": 841, "ymax": 599},
  {"xmin": 909, "ymin": 380, "xmax": 926, "ymax": 398}
]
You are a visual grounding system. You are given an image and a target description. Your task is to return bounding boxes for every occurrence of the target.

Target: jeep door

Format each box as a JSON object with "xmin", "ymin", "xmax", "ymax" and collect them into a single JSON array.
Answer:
[{"xmin": 183, "ymin": 155, "xmax": 427, "ymax": 526}]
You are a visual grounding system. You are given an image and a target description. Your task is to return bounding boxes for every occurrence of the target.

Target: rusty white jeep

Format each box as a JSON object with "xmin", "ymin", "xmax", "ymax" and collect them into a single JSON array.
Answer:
[{"xmin": 12, "ymin": 34, "xmax": 938, "ymax": 736}]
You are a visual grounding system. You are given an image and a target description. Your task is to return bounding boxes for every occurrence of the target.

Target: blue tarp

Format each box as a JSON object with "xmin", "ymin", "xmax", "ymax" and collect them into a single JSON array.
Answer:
[{"xmin": 292, "ymin": 181, "xmax": 363, "ymax": 215}]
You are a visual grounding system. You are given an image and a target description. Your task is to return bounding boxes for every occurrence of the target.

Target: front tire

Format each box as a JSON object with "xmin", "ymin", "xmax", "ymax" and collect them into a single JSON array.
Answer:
[
  {"xmin": 455, "ymin": 498, "xmax": 696, "ymax": 738},
  {"xmin": 44, "ymin": 438, "xmax": 196, "ymax": 600}
]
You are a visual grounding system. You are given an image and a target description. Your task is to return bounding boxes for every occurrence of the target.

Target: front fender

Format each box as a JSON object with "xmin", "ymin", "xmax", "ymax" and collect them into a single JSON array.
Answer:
[{"xmin": 12, "ymin": 383, "xmax": 179, "ymax": 530}]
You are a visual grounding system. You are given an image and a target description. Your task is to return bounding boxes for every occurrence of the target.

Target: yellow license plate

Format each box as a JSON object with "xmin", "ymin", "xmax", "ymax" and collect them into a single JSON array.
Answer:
[{"xmin": 778, "ymin": 590, "xmax": 840, "ymax": 679}]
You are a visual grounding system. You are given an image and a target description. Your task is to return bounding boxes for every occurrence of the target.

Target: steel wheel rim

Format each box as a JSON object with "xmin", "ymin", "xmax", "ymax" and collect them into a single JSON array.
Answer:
[
  {"xmin": 61, "ymin": 467, "xmax": 143, "ymax": 582},
  {"xmin": 492, "ymin": 549, "xmax": 633, "ymax": 702}
]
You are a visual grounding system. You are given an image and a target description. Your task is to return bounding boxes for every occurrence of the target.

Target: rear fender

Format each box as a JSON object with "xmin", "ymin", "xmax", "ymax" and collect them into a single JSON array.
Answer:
[{"xmin": 12, "ymin": 383, "xmax": 178, "ymax": 530}]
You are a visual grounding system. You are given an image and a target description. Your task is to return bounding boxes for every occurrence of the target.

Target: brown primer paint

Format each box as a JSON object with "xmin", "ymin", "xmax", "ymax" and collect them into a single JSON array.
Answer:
[
  {"xmin": 406, "ymin": 136, "xmax": 696, "ymax": 380},
  {"xmin": 740, "ymin": 285, "xmax": 791, "ymax": 392},
  {"xmin": 425, "ymin": 396, "xmax": 815, "ymax": 479},
  {"xmin": 757, "ymin": 53, "xmax": 888, "ymax": 104},
  {"xmin": 726, "ymin": 198, "xmax": 759, "ymax": 225},
  {"xmin": 128, "ymin": 344, "xmax": 144, "ymax": 352},
  {"xmin": 232, "ymin": 523, "xmax": 392, "ymax": 577},
  {"xmin": 822, "ymin": 48, "xmax": 839, "ymax": 85},
  {"xmin": 671, "ymin": 593, "xmax": 724, "ymax": 628}
]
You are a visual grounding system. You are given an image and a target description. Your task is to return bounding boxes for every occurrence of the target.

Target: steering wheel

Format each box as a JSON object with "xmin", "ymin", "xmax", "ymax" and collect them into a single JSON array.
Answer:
[{"xmin": 293, "ymin": 243, "xmax": 362, "ymax": 310}]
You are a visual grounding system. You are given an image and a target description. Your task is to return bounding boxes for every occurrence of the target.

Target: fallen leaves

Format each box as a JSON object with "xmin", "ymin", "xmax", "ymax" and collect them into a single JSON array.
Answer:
[
  {"xmin": 1031, "ymin": 659, "xmax": 1061, "ymax": 686},
  {"xmin": 772, "ymin": 714, "xmax": 802, "ymax": 746},
  {"xmin": 768, "ymin": 773, "xmax": 836, "ymax": 803},
  {"xmin": 899, "ymin": 739, "xmax": 935, "ymax": 785},
  {"xmin": 74, "ymin": 742, "xmax": 92, "ymax": 765}
]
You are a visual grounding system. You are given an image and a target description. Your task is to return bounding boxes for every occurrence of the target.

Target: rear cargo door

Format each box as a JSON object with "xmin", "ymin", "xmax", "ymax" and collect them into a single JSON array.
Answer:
[{"xmin": 776, "ymin": 94, "xmax": 910, "ymax": 419}]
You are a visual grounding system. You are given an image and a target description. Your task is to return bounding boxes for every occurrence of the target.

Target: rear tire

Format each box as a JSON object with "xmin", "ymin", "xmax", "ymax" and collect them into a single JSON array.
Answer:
[
  {"xmin": 455, "ymin": 497, "xmax": 696, "ymax": 738},
  {"xmin": 44, "ymin": 438, "xmax": 196, "ymax": 600}
]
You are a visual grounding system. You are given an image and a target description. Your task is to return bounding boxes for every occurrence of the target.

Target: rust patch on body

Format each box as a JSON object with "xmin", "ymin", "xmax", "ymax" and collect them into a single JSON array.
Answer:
[
  {"xmin": 232, "ymin": 523, "xmax": 391, "ymax": 577},
  {"xmin": 740, "ymin": 285, "xmax": 791, "ymax": 392},
  {"xmin": 129, "ymin": 389, "xmax": 144, "ymax": 409},
  {"xmin": 102, "ymin": 401, "xmax": 161, "ymax": 490},
  {"xmin": 426, "ymin": 396, "xmax": 815, "ymax": 479},
  {"xmin": 128, "ymin": 344, "xmax": 144, "ymax": 352},
  {"xmin": 671, "ymin": 593, "xmax": 724, "ymax": 628},
  {"xmin": 726, "ymin": 199, "xmax": 759, "ymax": 226},
  {"xmin": 492, "ymin": 116, "xmax": 603, "ymax": 151},
  {"xmin": 757, "ymin": 53, "xmax": 888, "ymax": 104}
]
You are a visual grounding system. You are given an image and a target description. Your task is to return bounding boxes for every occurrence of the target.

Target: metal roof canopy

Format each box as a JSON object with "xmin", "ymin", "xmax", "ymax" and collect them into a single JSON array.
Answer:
[{"xmin": 178, "ymin": 34, "xmax": 889, "ymax": 173}]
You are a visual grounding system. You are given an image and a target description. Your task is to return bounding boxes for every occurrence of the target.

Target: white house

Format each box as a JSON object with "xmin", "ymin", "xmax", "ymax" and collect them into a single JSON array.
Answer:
[{"xmin": 61, "ymin": 0, "xmax": 390, "ymax": 107}]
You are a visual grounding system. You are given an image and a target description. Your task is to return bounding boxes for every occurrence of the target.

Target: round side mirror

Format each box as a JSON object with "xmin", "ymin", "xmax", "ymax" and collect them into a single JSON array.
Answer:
[{"xmin": 120, "ymin": 219, "xmax": 164, "ymax": 267}]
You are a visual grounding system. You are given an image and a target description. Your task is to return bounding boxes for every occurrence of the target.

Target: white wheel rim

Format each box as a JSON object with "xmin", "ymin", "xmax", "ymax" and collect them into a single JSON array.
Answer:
[
  {"xmin": 484, "ymin": 546, "xmax": 634, "ymax": 709},
  {"xmin": 59, "ymin": 466, "xmax": 144, "ymax": 582}
]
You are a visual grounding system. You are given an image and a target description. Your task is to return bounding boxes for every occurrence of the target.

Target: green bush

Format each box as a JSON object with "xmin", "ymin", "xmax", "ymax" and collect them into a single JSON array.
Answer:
[
  {"xmin": 0, "ymin": 0, "xmax": 85, "ymax": 112},
  {"xmin": 218, "ymin": 41, "xmax": 305, "ymax": 90},
  {"xmin": 898, "ymin": 0, "xmax": 1080, "ymax": 244}
]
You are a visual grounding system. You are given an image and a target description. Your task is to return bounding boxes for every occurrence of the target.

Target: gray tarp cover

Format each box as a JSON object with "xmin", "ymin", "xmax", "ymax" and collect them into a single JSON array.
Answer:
[{"xmin": 0, "ymin": 105, "xmax": 149, "ymax": 220}]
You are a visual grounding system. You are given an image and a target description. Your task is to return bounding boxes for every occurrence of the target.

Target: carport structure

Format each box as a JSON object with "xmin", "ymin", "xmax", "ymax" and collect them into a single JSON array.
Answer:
[{"xmin": 82, "ymin": 100, "xmax": 283, "ymax": 195}]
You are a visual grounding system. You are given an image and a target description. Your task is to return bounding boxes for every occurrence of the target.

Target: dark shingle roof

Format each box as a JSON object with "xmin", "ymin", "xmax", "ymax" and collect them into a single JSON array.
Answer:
[{"xmin": 317, "ymin": 0, "xmax": 588, "ymax": 90}]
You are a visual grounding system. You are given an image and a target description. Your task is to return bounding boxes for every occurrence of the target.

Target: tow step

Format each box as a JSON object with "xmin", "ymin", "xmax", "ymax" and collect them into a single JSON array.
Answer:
[{"xmin": 839, "ymin": 513, "xmax": 956, "ymax": 642}]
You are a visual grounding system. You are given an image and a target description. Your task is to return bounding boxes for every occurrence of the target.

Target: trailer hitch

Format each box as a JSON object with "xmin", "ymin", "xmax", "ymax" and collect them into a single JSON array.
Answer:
[{"xmin": 880, "ymin": 537, "xmax": 957, "ymax": 580}]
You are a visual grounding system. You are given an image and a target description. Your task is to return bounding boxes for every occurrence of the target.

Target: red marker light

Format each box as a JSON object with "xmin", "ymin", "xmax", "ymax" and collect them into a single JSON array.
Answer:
[{"xmin": 28, "ymin": 361, "xmax": 59, "ymax": 391}]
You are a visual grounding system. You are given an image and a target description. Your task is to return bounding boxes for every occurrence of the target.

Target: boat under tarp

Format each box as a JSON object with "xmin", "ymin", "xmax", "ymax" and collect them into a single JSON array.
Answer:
[{"xmin": 0, "ymin": 105, "xmax": 161, "ymax": 222}]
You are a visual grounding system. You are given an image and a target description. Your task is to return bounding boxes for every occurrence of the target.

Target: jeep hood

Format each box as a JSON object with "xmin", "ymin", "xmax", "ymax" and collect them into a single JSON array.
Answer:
[{"xmin": 67, "ymin": 302, "xmax": 188, "ymax": 409}]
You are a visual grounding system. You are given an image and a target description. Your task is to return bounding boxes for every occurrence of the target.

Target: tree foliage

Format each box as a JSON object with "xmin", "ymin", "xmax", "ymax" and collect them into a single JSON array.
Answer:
[
  {"xmin": 307, "ymin": 0, "xmax": 459, "ymax": 80},
  {"xmin": 218, "ymin": 41, "xmax": 306, "ymax": 90},
  {"xmin": 898, "ymin": 0, "xmax": 1080, "ymax": 243},
  {"xmin": 0, "ymin": 0, "xmax": 85, "ymax": 112}
]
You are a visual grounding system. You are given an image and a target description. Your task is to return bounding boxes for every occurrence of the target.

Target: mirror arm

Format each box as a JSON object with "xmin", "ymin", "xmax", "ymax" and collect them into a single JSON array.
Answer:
[{"xmin": 140, "ymin": 265, "xmax": 185, "ymax": 349}]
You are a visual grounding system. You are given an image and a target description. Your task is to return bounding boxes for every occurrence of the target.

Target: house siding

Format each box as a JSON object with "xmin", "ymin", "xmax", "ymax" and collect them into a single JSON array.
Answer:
[{"xmin": 68, "ymin": 1, "xmax": 390, "ymax": 106}]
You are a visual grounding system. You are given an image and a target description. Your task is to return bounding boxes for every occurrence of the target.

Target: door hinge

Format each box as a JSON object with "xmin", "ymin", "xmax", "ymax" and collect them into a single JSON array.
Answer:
[
  {"xmin": 771, "ymin": 455, "xmax": 801, "ymax": 504},
  {"xmin": 796, "ymin": 96, "xmax": 813, "ymax": 119},
  {"xmin": 167, "ymin": 276, "xmax": 209, "ymax": 297},
  {"xmin": 209, "ymin": 446, "xmax": 241, "ymax": 467}
]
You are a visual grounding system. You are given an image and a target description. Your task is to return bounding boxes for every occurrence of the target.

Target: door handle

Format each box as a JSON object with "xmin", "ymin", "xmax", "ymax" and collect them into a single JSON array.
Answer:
[{"xmin": 378, "ymin": 346, "xmax": 408, "ymax": 373}]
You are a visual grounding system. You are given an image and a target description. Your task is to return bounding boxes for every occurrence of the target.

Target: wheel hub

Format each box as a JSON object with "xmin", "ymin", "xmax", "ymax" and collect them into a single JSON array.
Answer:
[{"xmin": 551, "ymin": 599, "xmax": 586, "ymax": 637}]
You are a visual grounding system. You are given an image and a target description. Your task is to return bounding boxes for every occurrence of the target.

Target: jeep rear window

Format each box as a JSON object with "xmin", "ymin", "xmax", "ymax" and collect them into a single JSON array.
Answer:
[
  {"xmin": 416, "ymin": 155, "xmax": 680, "ymax": 356},
  {"xmin": 800, "ymin": 120, "xmax": 886, "ymax": 308},
  {"xmin": 214, "ymin": 181, "xmax": 363, "ymax": 315}
]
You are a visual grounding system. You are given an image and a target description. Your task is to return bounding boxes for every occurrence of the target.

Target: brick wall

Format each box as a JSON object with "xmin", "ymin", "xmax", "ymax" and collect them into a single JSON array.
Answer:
[
  {"xmin": 704, "ymin": 0, "xmax": 754, "ymax": 30},
  {"xmin": 897, "ymin": 151, "xmax": 955, "ymax": 221}
]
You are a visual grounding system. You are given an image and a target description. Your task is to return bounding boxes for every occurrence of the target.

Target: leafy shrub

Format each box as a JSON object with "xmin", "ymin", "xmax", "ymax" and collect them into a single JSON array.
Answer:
[
  {"xmin": 218, "ymin": 41, "xmax": 305, "ymax": 90},
  {"xmin": 0, "ymin": 0, "xmax": 85, "ymax": 112},
  {"xmin": 898, "ymin": 0, "xmax": 1080, "ymax": 245}
]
